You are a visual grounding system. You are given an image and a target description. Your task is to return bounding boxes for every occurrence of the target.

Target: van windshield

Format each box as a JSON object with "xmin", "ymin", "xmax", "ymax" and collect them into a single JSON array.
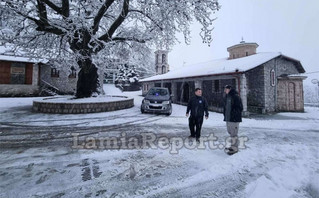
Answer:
[{"xmin": 148, "ymin": 88, "xmax": 168, "ymax": 96}]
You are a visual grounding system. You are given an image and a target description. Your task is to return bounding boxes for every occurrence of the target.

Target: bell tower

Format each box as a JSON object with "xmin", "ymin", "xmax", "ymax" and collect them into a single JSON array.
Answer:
[{"xmin": 155, "ymin": 50, "xmax": 169, "ymax": 75}]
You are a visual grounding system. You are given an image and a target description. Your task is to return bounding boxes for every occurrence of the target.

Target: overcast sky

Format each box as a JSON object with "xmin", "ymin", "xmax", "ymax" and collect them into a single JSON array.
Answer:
[{"xmin": 168, "ymin": 0, "xmax": 319, "ymax": 85}]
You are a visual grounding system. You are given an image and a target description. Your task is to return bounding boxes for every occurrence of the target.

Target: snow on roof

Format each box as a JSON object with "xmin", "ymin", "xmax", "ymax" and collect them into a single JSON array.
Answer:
[
  {"xmin": 286, "ymin": 74, "xmax": 308, "ymax": 79},
  {"xmin": 0, "ymin": 45, "xmax": 48, "ymax": 64},
  {"xmin": 0, "ymin": 54, "xmax": 48, "ymax": 63},
  {"xmin": 140, "ymin": 52, "xmax": 281, "ymax": 82}
]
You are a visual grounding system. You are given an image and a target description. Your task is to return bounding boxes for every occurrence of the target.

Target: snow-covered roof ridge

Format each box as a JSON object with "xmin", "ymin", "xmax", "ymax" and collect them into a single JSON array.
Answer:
[
  {"xmin": 0, "ymin": 54, "xmax": 48, "ymax": 64},
  {"xmin": 140, "ymin": 52, "xmax": 282, "ymax": 82},
  {"xmin": 0, "ymin": 45, "xmax": 48, "ymax": 64}
]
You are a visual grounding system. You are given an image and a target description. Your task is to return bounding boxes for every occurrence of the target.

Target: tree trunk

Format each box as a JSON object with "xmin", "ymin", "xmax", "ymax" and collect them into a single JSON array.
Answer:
[
  {"xmin": 69, "ymin": 28, "xmax": 100, "ymax": 98},
  {"xmin": 76, "ymin": 57, "xmax": 100, "ymax": 98}
]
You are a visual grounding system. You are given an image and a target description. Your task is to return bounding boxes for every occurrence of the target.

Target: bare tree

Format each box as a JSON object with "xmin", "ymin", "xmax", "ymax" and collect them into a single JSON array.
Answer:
[
  {"xmin": 304, "ymin": 84, "xmax": 319, "ymax": 104},
  {"xmin": 0, "ymin": 0, "xmax": 219, "ymax": 98}
]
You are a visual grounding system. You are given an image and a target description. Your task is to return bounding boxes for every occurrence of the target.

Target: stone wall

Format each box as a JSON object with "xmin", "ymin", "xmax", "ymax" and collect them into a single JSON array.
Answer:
[
  {"xmin": 245, "ymin": 66, "xmax": 265, "ymax": 113},
  {"xmin": 228, "ymin": 45, "xmax": 257, "ymax": 59},
  {"xmin": 0, "ymin": 84, "xmax": 39, "ymax": 96},
  {"xmin": 40, "ymin": 64, "xmax": 77, "ymax": 94},
  {"xmin": 245, "ymin": 56, "xmax": 301, "ymax": 113},
  {"xmin": 263, "ymin": 57, "xmax": 300, "ymax": 113},
  {"xmin": 33, "ymin": 97, "xmax": 134, "ymax": 114}
]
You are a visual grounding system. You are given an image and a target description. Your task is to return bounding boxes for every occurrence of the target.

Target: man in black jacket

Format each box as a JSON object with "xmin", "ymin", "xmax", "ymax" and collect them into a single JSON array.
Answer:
[
  {"xmin": 186, "ymin": 88, "xmax": 209, "ymax": 143},
  {"xmin": 223, "ymin": 85, "xmax": 243, "ymax": 155}
]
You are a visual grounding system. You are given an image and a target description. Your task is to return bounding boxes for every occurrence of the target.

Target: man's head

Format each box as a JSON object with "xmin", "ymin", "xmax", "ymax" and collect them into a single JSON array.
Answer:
[
  {"xmin": 224, "ymin": 85, "xmax": 231, "ymax": 94},
  {"xmin": 195, "ymin": 88, "xmax": 202, "ymax": 96}
]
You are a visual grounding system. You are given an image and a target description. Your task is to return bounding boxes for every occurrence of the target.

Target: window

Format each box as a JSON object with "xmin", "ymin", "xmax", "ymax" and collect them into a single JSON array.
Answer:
[
  {"xmin": 213, "ymin": 80, "xmax": 220, "ymax": 93},
  {"xmin": 51, "ymin": 68, "xmax": 59, "ymax": 77},
  {"xmin": 270, "ymin": 69, "xmax": 275, "ymax": 86},
  {"xmin": 246, "ymin": 52, "xmax": 248, "ymax": 56},
  {"xmin": 162, "ymin": 54, "xmax": 166, "ymax": 64},
  {"xmin": 10, "ymin": 62, "xmax": 26, "ymax": 84},
  {"xmin": 156, "ymin": 54, "xmax": 159, "ymax": 64},
  {"xmin": 69, "ymin": 66, "xmax": 76, "ymax": 78},
  {"xmin": 162, "ymin": 65, "xmax": 166, "ymax": 74}
]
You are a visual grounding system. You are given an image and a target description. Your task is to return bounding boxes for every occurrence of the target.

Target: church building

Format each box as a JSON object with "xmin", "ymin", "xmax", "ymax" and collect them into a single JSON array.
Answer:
[{"xmin": 140, "ymin": 41, "xmax": 307, "ymax": 114}]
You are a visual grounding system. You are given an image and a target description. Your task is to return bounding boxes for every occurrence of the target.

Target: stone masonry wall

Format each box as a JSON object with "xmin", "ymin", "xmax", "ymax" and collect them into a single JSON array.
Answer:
[
  {"xmin": 263, "ymin": 57, "xmax": 300, "ymax": 113},
  {"xmin": 228, "ymin": 45, "xmax": 257, "ymax": 59},
  {"xmin": 33, "ymin": 98, "xmax": 134, "ymax": 114},
  {"xmin": 245, "ymin": 66, "xmax": 265, "ymax": 113},
  {"xmin": 40, "ymin": 65, "xmax": 77, "ymax": 94},
  {"xmin": 0, "ymin": 84, "xmax": 39, "ymax": 96}
]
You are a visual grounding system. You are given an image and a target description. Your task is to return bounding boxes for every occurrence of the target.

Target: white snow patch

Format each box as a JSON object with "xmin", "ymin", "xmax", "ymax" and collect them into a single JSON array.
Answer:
[{"xmin": 245, "ymin": 159, "xmax": 313, "ymax": 198}]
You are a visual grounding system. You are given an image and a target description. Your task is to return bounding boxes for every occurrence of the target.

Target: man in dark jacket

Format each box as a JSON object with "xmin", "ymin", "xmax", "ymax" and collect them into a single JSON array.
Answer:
[
  {"xmin": 223, "ymin": 85, "xmax": 243, "ymax": 155},
  {"xmin": 186, "ymin": 88, "xmax": 209, "ymax": 143}
]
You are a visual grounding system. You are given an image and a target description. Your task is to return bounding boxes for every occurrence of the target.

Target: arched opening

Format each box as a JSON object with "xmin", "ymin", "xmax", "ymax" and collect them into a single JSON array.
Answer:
[
  {"xmin": 162, "ymin": 54, "xmax": 166, "ymax": 63},
  {"xmin": 270, "ymin": 69, "xmax": 276, "ymax": 86},
  {"xmin": 182, "ymin": 83, "xmax": 190, "ymax": 103},
  {"xmin": 288, "ymin": 82, "xmax": 296, "ymax": 111},
  {"xmin": 162, "ymin": 65, "xmax": 166, "ymax": 74}
]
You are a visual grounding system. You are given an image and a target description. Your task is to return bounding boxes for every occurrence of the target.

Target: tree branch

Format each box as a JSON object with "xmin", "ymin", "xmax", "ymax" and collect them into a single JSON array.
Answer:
[
  {"xmin": 36, "ymin": 0, "xmax": 48, "ymax": 24},
  {"xmin": 7, "ymin": 3, "xmax": 64, "ymax": 35},
  {"xmin": 33, "ymin": 0, "xmax": 64, "ymax": 35},
  {"xmin": 61, "ymin": 0, "xmax": 70, "ymax": 17},
  {"xmin": 112, "ymin": 37, "xmax": 149, "ymax": 43},
  {"xmin": 99, "ymin": 0, "xmax": 129, "ymax": 41},
  {"xmin": 6, "ymin": 2, "xmax": 42, "ymax": 27},
  {"xmin": 128, "ymin": 9, "xmax": 163, "ymax": 31},
  {"xmin": 92, "ymin": 0, "xmax": 115, "ymax": 34},
  {"xmin": 40, "ymin": 0, "xmax": 62, "ymax": 14}
]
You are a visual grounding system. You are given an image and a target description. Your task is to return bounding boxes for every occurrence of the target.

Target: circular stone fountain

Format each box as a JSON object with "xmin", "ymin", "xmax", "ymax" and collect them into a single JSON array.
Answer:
[{"xmin": 33, "ymin": 95, "xmax": 134, "ymax": 114}]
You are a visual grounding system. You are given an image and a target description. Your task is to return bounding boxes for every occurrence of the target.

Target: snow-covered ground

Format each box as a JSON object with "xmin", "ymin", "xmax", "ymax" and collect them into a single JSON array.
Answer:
[{"xmin": 0, "ymin": 84, "xmax": 318, "ymax": 198}]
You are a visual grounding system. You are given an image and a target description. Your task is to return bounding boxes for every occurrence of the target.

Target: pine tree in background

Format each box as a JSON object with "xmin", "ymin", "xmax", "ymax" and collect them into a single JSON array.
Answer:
[
  {"xmin": 127, "ymin": 66, "xmax": 139, "ymax": 84},
  {"xmin": 115, "ymin": 64, "xmax": 140, "ymax": 91}
]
